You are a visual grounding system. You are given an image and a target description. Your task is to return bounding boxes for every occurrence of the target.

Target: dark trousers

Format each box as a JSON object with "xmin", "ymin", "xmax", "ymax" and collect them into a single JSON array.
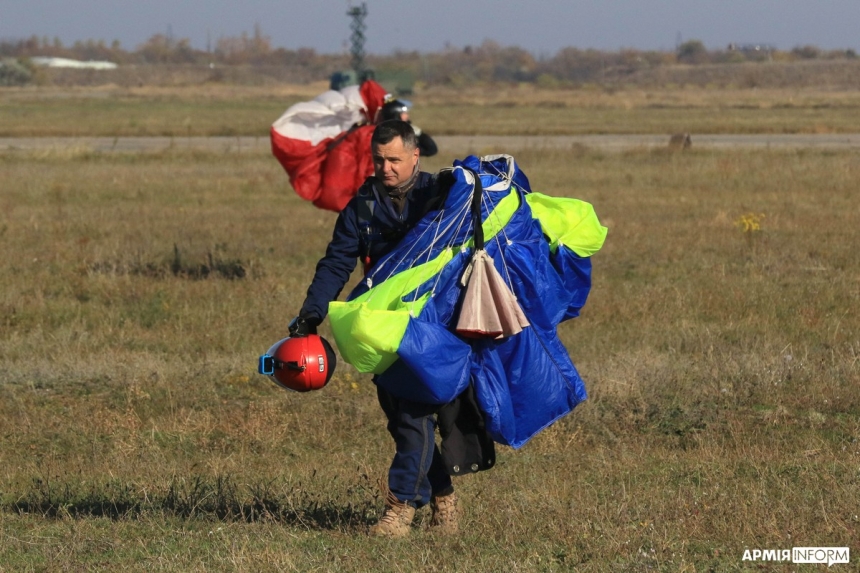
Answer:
[{"xmin": 376, "ymin": 386, "xmax": 453, "ymax": 508}]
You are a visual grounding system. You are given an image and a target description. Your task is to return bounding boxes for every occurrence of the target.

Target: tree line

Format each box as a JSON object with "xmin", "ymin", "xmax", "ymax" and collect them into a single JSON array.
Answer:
[{"xmin": 1, "ymin": 30, "xmax": 857, "ymax": 86}]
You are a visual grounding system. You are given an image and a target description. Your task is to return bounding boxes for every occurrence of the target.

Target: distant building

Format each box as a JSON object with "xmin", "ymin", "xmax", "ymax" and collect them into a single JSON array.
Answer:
[
  {"xmin": 727, "ymin": 43, "xmax": 776, "ymax": 55},
  {"xmin": 30, "ymin": 57, "xmax": 117, "ymax": 70}
]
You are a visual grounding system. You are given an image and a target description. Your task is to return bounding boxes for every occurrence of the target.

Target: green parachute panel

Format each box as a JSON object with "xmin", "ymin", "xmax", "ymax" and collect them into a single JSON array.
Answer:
[{"xmin": 525, "ymin": 193, "xmax": 608, "ymax": 257}]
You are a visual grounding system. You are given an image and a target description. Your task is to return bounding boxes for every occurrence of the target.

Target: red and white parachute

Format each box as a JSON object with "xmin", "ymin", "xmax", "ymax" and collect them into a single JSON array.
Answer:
[{"xmin": 270, "ymin": 80, "xmax": 388, "ymax": 212}]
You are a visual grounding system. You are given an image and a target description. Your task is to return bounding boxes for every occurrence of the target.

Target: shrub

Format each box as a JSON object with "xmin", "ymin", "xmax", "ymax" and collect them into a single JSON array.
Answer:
[{"xmin": 0, "ymin": 58, "xmax": 32, "ymax": 86}]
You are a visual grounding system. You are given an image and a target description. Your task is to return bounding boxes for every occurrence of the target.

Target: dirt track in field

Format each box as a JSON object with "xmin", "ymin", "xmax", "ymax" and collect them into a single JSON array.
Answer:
[{"xmin": 2, "ymin": 134, "xmax": 860, "ymax": 155}]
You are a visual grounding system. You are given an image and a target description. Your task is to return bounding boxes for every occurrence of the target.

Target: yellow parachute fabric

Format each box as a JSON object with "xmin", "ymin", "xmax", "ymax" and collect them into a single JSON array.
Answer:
[
  {"xmin": 524, "ymin": 193, "xmax": 608, "ymax": 257},
  {"xmin": 328, "ymin": 249, "xmax": 454, "ymax": 374}
]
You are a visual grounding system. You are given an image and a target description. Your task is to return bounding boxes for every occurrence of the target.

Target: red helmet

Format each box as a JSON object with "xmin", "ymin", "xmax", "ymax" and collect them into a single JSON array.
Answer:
[{"xmin": 258, "ymin": 335, "xmax": 337, "ymax": 392}]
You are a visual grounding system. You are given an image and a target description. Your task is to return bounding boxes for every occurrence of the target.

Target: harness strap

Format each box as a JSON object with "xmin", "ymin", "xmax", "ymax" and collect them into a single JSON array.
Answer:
[
  {"xmin": 356, "ymin": 185, "xmax": 377, "ymax": 274},
  {"xmin": 466, "ymin": 168, "xmax": 485, "ymax": 250}
]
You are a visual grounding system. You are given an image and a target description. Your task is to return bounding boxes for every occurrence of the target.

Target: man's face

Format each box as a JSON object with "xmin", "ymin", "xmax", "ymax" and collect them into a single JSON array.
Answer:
[{"xmin": 372, "ymin": 136, "xmax": 419, "ymax": 188}]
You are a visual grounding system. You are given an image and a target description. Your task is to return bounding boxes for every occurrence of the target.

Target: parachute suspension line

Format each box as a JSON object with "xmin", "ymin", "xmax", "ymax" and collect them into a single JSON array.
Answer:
[
  {"xmin": 411, "ymin": 209, "xmax": 445, "ymax": 305},
  {"xmin": 426, "ymin": 191, "xmax": 473, "ymax": 296},
  {"xmin": 416, "ymin": 192, "xmax": 470, "ymax": 300},
  {"xmin": 431, "ymin": 166, "xmax": 476, "ymax": 266},
  {"xmin": 415, "ymin": 189, "xmax": 471, "ymax": 268},
  {"xmin": 481, "ymin": 155, "xmax": 517, "ymax": 251},
  {"xmin": 399, "ymin": 197, "xmax": 471, "ymax": 308},
  {"xmin": 364, "ymin": 188, "xmax": 472, "ymax": 306},
  {"xmin": 364, "ymin": 219, "xmax": 439, "ymax": 304},
  {"xmin": 365, "ymin": 196, "xmax": 464, "ymax": 291},
  {"xmin": 486, "ymin": 183, "xmax": 519, "ymax": 293},
  {"xmin": 422, "ymin": 218, "xmax": 442, "ymax": 282},
  {"xmin": 448, "ymin": 184, "xmax": 474, "ymax": 252},
  {"xmin": 451, "ymin": 170, "xmax": 480, "ymax": 255},
  {"xmin": 482, "ymin": 156, "xmax": 516, "ymax": 195},
  {"xmin": 363, "ymin": 225, "xmax": 432, "ymax": 303},
  {"xmin": 484, "ymin": 159, "xmax": 511, "ymax": 183}
]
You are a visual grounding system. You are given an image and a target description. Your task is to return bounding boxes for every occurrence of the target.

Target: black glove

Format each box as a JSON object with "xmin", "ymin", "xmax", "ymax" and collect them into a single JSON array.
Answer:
[{"xmin": 288, "ymin": 314, "xmax": 321, "ymax": 337}]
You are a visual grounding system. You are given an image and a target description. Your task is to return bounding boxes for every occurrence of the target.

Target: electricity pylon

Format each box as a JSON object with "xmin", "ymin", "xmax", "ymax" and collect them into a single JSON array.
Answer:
[{"xmin": 347, "ymin": 2, "xmax": 371, "ymax": 80}]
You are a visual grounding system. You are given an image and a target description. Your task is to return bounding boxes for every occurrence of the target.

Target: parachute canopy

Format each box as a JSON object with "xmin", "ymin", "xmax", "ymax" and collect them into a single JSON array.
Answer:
[
  {"xmin": 270, "ymin": 80, "xmax": 388, "ymax": 212},
  {"xmin": 328, "ymin": 154, "xmax": 608, "ymax": 449}
]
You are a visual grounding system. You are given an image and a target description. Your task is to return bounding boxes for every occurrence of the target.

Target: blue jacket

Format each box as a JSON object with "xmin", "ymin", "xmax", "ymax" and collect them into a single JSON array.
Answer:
[{"xmin": 300, "ymin": 171, "xmax": 445, "ymax": 321}]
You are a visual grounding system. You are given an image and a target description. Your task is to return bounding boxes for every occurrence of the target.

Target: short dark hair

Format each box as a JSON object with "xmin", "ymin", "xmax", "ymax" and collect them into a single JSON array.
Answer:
[{"xmin": 372, "ymin": 120, "xmax": 417, "ymax": 150}]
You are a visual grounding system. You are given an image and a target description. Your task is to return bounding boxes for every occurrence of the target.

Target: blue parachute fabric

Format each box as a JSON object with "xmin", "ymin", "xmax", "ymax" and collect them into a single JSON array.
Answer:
[
  {"xmin": 460, "ymin": 170, "xmax": 589, "ymax": 447},
  {"xmin": 462, "ymin": 323, "xmax": 588, "ymax": 448},
  {"xmin": 385, "ymin": 308, "xmax": 473, "ymax": 404},
  {"xmin": 343, "ymin": 154, "xmax": 601, "ymax": 448},
  {"xmin": 551, "ymin": 247, "xmax": 593, "ymax": 321},
  {"xmin": 468, "ymin": 154, "xmax": 533, "ymax": 195},
  {"xmin": 468, "ymin": 340, "xmax": 516, "ymax": 441}
]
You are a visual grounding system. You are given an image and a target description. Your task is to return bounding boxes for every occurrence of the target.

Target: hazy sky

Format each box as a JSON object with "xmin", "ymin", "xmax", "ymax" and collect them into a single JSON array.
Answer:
[{"xmin": 3, "ymin": 0, "xmax": 859, "ymax": 56}]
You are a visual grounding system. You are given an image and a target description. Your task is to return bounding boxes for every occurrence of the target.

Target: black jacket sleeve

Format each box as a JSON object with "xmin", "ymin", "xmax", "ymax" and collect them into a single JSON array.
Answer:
[
  {"xmin": 298, "ymin": 202, "xmax": 361, "ymax": 321},
  {"xmin": 417, "ymin": 131, "xmax": 438, "ymax": 157}
]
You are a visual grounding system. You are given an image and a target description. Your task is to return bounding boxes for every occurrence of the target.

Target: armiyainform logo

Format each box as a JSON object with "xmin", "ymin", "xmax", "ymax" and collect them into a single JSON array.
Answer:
[{"xmin": 742, "ymin": 547, "xmax": 850, "ymax": 566}]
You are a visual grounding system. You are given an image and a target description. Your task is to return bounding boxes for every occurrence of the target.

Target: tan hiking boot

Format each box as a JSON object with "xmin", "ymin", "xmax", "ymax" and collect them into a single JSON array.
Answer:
[
  {"xmin": 369, "ymin": 490, "xmax": 416, "ymax": 537},
  {"xmin": 429, "ymin": 486, "xmax": 459, "ymax": 533}
]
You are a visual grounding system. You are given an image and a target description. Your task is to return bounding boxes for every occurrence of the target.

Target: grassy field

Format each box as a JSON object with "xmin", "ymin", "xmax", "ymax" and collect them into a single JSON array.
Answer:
[
  {"xmin": 4, "ymin": 84, "xmax": 860, "ymax": 137},
  {"xmin": 1, "ymin": 88, "xmax": 859, "ymax": 571}
]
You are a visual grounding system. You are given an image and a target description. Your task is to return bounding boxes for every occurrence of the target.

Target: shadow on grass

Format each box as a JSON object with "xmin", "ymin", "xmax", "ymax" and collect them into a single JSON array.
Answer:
[{"xmin": 5, "ymin": 474, "xmax": 377, "ymax": 532}]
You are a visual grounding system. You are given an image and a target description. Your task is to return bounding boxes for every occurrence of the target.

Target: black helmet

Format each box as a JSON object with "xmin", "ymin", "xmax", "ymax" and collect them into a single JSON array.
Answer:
[{"xmin": 379, "ymin": 99, "xmax": 410, "ymax": 123}]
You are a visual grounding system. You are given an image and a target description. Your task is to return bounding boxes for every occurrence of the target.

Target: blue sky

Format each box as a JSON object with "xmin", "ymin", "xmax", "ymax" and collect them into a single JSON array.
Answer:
[{"xmin": 2, "ymin": 0, "xmax": 858, "ymax": 55}]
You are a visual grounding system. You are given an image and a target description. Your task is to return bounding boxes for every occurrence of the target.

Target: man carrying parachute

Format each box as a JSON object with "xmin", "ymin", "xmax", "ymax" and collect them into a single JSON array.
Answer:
[{"xmin": 277, "ymin": 120, "xmax": 607, "ymax": 537}]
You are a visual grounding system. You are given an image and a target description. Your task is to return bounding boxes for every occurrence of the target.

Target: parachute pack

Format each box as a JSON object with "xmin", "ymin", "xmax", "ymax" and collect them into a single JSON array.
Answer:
[
  {"xmin": 328, "ymin": 154, "xmax": 608, "ymax": 448},
  {"xmin": 270, "ymin": 80, "xmax": 388, "ymax": 212}
]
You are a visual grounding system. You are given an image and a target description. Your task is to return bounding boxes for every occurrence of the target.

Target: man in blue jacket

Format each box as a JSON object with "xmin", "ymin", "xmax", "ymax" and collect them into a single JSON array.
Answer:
[
  {"xmin": 289, "ymin": 120, "xmax": 493, "ymax": 537},
  {"xmin": 291, "ymin": 120, "xmax": 444, "ymax": 322}
]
